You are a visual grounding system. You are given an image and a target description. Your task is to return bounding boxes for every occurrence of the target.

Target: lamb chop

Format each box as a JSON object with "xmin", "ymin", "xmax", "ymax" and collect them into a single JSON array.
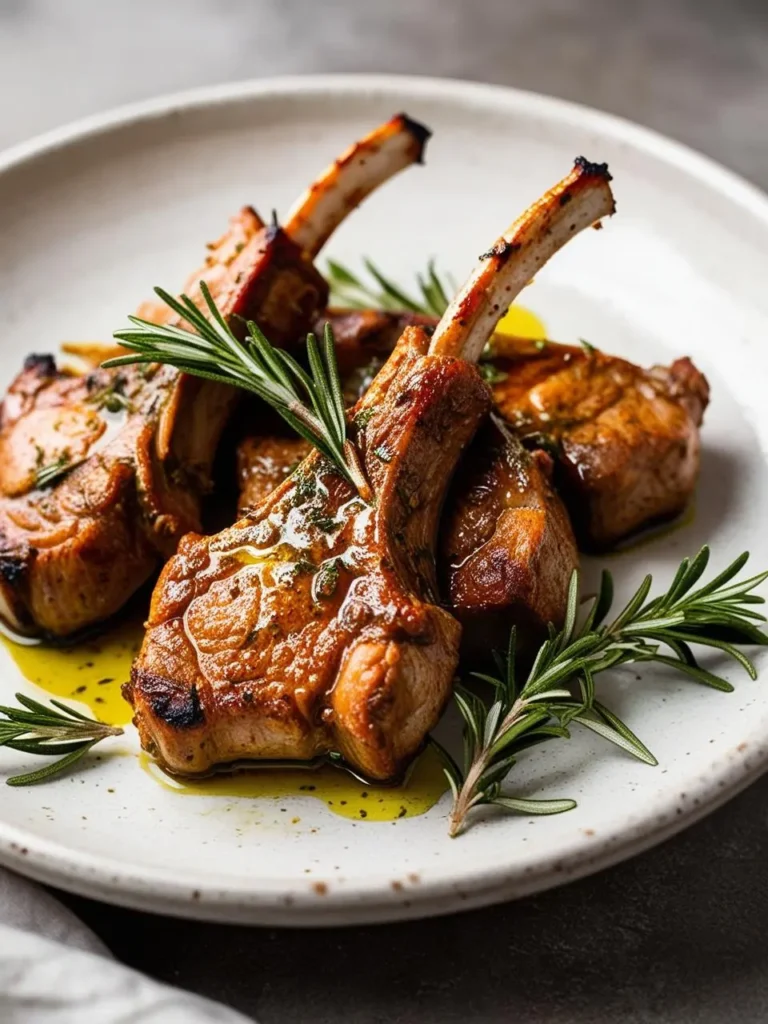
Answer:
[
  {"xmin": 237, "ymin": 300, "xmax": 707, "ymax": 650},
  {"xmin": 486, "ymin": 335, "xmax": 709, "ymax": 549},
  {"xmin": 0, "ymin": 114, "xmax": 428, "ymax": 638},
  {"xmin": 438, "ymin": 416, "xmax": 577, "ymax": 660},
  {"xmin": 126, "ymin": 158, "xmax": 615, "ymax": 781},
  {"xmin": 235, "ymin": 362, "xmax": 578, "ymax": 663},
  {"xmin": 293, "ymin": 310, "xmax": 709, "ymax": 551}
]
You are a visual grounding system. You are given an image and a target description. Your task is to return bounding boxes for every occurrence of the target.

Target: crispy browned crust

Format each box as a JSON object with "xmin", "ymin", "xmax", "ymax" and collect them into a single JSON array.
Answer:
[
  {"xmin": 440, "ymin": 419, "xmax": 578, "ymax": 659},
  {"xmin": 490, "ymin": 343, "xmax": 710, "ymax": 549},
  {"xmin": 128, "ymin": 328, "xmax": 491, "ymax": 781},
  {"xmin": 312, "ymin": 309, "xmax": 709, "ymax": 551},
  {"xmin": 0, "ymin": 220, "xmax": 327, "ymax": 637}
]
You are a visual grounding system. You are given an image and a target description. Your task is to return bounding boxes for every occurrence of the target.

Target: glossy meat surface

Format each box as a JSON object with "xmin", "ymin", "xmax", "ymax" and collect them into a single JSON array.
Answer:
[
  {"xmin": 440, "ymin": 418, "xmax": 577, "ymax": 659},
  {"xmin": 0, "ymin": 359, "xmax": 198, "ymax": 637},
  {"xmin": 317, "ymin": 311, "xmax": 709, "ymax": 549},
  {"xmin": 489, "ymin": 338, "xmax": 709, "ymax": 548},
  {"xmin": 238, "ymin": 435, "xmax": 311, "ymax": 510},
  {"xmin": 127, "ymin": 329, "xmax": 490, "ymax": 780},
  {"xmin": 0, "ymin": 215, "xmax": 327, "ymax": 637}
]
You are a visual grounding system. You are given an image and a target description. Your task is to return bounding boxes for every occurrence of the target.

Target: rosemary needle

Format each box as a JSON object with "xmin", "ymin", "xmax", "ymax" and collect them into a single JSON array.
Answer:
[{"xmin": 327, "ymin": 256, "xmax": 453, "ymax": 316}]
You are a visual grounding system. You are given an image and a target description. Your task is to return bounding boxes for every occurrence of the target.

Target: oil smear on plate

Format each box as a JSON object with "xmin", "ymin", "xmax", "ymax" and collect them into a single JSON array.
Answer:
[
  {"xmin": 141, "ymin": 746, "xmax": 448, "ymax": 823},
  {"xmin": 1, "ymin": 613, "xmax": 143, "ymax": 727}
]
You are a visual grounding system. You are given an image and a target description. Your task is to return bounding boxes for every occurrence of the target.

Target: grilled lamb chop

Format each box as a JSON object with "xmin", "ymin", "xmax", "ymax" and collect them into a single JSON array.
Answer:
[
  {"xmin": 300, "ymin": 312, "xmax": 708, "ymax": 550},
  {"xmin": 439, "ymin": 417, "xmax": 577, "ymax": 660},
  {"xmin": 487, "ymin": 335, "xmax": 709, "ymax": 549},
  {"xmin": 0, "ymin": 115, "xmax": 428, "ymax": 637},
  {"xmin": 235, "ymin": 384, "xmax": 578, "ymax": 662},
  {"xmin": 127, "ymin": 158, "xmax": 615, "ymax": 780}
]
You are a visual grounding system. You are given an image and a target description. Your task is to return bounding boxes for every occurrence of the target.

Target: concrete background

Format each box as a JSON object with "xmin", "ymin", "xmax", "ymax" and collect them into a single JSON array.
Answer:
[{"xmin": 2, "ymin": 1, "xmax": 768, "ymax": 1021}]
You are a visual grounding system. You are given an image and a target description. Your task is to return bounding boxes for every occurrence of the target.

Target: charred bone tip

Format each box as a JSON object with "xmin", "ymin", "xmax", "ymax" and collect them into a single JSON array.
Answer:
[
  {"xmin": 392, "ymin": 112, "xmax": 432, "ymax": 164},
  {"xmin": 23, "ymin": 353, "xmax": 57, "ymax": 376},
  {"xmin": 478, "ymin": 240, "xmax": 521, "ymax": 262},
  {"xmin": 428, "ymin": 159, "xmax": 616, "ymax": 364},
  {"xmin": 574, "ymin": 156, "xmax": 613, "ymax": 181},
  {"xmin": 283, "ymin": 113, "xmax": 433, "ymax": 257}
]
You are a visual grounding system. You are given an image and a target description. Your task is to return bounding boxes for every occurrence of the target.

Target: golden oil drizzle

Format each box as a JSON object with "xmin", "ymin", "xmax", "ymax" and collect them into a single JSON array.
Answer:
[
  {"xmin": 496, "ymin": 304, "xmax": 546, "ymax": 339},
  {"xmin": 0, "ymin": 613, "xmax": 144, "ymax": 726},
  {"xmin": 141, "ymin": 744, "xmax": 448, "ymax": 823}
]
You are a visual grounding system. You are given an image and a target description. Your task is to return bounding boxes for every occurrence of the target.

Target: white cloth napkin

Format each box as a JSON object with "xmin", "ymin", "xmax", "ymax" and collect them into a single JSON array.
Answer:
[{"xmin": 0, "ymin": 868, "xmax": 253, "ymax": 1023}]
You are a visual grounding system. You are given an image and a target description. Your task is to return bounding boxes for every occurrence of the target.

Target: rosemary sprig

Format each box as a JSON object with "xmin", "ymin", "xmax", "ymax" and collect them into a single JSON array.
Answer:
[
  {"xmin": 0, "ymin": 693, "xmax": 123, "ymax": 786},
  {"xmin": 435, "ymin": 547, "xmax": 768, "ymax": 837},
  {"xmin": 327, "ymin": 257, "xmax": 453, "ymax": 317},
  {"xmin": 105, "ymin": 283, "xmax": 370, "ymax": 501}
]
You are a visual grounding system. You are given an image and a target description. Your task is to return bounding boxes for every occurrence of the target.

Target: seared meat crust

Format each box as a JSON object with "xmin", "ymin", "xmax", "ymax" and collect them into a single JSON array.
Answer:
[
  {"xmin": 238, "ymin": 436, "xmax": 312, "ymax": 511},
  {"xmin": 489, "ymin": 337, "xmax": 709, "ymax": 548},
  {"xmin": 440, "ymin": 418, "xmax": 577, "ymax": 658},
  {"xmin": 0, "ymin": 213, "xmax": 327, "ymax": 637},
  {"xmin": 127, "ymin": 328, "xmax": 490, "ymax": 780},
  {"xmin": 314, "ymin": 311, "xmax": 709, "ymax": 550}
]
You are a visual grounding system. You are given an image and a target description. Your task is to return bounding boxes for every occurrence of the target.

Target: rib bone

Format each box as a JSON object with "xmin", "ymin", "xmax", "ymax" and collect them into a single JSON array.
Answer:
[
  {"xmin": 429, "ymin": 157, "xmax": 616, "ymax": 362},
  {"xmin": 284, "ymin": 113, "xmax": 430, "ymax": 257}
]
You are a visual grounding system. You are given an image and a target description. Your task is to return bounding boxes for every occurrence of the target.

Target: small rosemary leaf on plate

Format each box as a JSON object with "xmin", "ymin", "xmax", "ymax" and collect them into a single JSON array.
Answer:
[
  {"xmin": 650, "ymin": 655, "xmax": 734, "ymax": 692},
  {"xmin": 6, "ymin": 741, "xmax": 97, "ymax": 787},
  {"xmin": 592, "ymin": 699, "xmax": 658, "ymax": 764},
  {"xmin": 0, "ymin": 694, "xmax": 123, "ymax": 786},
  {"xmin": 491, "ymin": 796, "xmax": 577, "ymax": 816},
  {"xmin": 575, "ymin": 714, "xmax": 657, "ymax": 765}
]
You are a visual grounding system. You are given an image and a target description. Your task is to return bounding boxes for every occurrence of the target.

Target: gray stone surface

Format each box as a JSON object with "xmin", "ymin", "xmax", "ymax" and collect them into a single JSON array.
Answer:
[{"xmin": 2, "ymin": 0, "xmax": 768, "ymax": 1021}]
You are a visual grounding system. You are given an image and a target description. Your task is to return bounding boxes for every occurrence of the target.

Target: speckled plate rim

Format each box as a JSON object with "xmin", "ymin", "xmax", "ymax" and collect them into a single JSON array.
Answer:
[{"xmin": 1, "ymin": 73, "xmax": 768, "ymax": 926}]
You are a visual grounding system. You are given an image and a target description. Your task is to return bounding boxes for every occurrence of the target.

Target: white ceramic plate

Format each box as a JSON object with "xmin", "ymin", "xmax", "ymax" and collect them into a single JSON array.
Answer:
[{"xmin": 1, "ymin": 75, "xmax": 768, "ymax": 926}]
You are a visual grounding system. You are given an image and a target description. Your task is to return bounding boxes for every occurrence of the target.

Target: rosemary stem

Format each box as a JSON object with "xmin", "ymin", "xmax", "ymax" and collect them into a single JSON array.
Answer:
[
  {"xmin": 448, "ymin": 697, "xmax": 527, "ymax": 837},
  {"xmin": 343, "ymin": 440, "xmax": 373, "ymax": 503}
]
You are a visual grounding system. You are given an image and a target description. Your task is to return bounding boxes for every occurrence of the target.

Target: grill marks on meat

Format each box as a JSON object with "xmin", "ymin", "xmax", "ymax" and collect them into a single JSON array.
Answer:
[
  {"xmin": 128, "ymin": 158, "xmax": 615, "ymax": 780},
  {"xmin": 129, "ymin": 328, "xmax": 490, "ymax": 779},
  {"xmin": 0, "ymin": 114, "xmax": 428, "ymax": 638}
]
